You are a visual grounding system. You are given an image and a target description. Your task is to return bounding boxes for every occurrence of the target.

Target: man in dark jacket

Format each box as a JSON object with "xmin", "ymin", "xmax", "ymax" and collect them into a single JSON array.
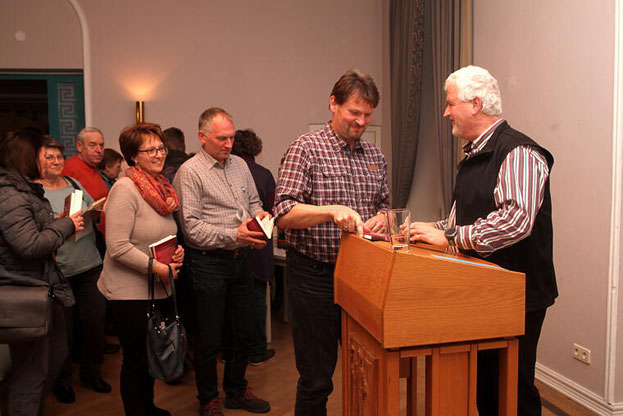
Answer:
[
  {"xmin": 162, "ymin": 127, "xmax": 189, "ymax": 183},
  {"xmin": 230, "ymin": 129, "xmax": 277, "ymax": 365},
  {"xmin": 411, "ymin": 65, "xmax": 557, "ymax": 416}
]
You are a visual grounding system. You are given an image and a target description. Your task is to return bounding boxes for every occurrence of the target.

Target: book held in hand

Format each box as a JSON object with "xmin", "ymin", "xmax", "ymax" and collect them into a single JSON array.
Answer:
[
  {"xmin": 149, "ymin": 235, "xmax": 178, "ymax": 264},
  {"xmin": 247, "ymin": 215, "xmax": 274, "ymax": 240},
  {"xmin": 63, "ymin": 189, "xmax": 83, "ymax": 217},
  {"xmin": 85, "ymin": 197, "xmax": 106, "ymax": 213},
  {"xmin": 74, "ymin": 197, "xmax": 106, "ymax": 242}
]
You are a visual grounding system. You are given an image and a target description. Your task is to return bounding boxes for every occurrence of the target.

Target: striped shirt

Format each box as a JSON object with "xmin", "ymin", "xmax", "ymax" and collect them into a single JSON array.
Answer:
[
  {"xmin": 437, "ymin": 119, "xmax": 550, "ymax": 256},
  {"xmin": 274, "ymin": 123, "xmax": 390, "ymax": 263},
  {"xmin": 173, "ymin": 148, "xmax": 263, "ymax": 250}
]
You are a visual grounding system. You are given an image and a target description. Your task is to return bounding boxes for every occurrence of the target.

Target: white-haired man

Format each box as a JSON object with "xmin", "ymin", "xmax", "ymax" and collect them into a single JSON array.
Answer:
[
  {"xmin": 63, "ymin": 127, "xmax": 108, "ymax": 202},
  {"xmin": 411, "ymin": 65, "xmax": 557, "ymax": 416}
]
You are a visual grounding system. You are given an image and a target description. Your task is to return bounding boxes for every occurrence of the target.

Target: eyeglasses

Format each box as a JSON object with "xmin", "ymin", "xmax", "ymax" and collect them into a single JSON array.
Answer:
[
  {"xmin": 45, "ymin": 155, "xmax": 64, "ymax": 162},
  {"xmin": 137, "ymin": 145, "xmax": 168, "ymax": 157}
]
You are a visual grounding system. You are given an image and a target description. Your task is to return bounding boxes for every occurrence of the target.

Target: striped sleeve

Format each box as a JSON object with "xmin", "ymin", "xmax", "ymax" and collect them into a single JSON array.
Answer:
[{"xmin": 456, "ymin": 146, "xmax": 549, "ymax": 255}]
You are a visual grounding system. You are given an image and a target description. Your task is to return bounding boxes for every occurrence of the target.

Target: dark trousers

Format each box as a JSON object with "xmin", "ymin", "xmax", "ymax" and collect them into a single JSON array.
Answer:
[
  {"xmin": 286, "ymin": 249, "xmax": 340, "ymax": 416},
  {"xmin": 477, "ymin": 308, "xmax": 547, "ymax": 416},
  {"xmin": 250, "ymin": 279, "xmax": 268, "ymax": 358},
  {"xmin": 8, "ymin": 302, "xmax": 68, "ymax": 416},
  {"xmin": 57, "ymin": 265, "xmax": 106, "ymax": 384},
  {"xmin": 222, "ymin": 278, "xmax": 269, "ymax": 361},
  {"xmin": 110, "ymin": 298, "xmax": 172, "ymax": 416},
  {"xmin": 186, "ymin": 248, "xmax": 253, "ymax": 403}
]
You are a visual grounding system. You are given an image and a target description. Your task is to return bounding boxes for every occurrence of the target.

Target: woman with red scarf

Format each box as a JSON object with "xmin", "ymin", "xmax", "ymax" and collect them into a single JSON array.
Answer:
[{"xmin": 97, "ymin": 123, "xmax": 184, "ymax": 416}]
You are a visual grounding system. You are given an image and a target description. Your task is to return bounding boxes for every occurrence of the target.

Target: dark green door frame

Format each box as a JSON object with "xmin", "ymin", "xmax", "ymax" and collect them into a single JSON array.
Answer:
[{"xmin": 0, "ymin": 72, "xmax": 85, "ymax": 156}]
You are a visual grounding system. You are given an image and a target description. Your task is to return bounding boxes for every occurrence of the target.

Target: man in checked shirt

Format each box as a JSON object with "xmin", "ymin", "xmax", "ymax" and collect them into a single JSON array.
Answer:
[
  {"xmin": 174, "ymin": 108, "xmax": 271, "ymax": 416},
  {"xmin": 411, "ymin": 65, "xmax": 558, "ymax": 416},
  {"xmin": 274, "ymin": 69, "xmax": 390, "ymax": 415}
]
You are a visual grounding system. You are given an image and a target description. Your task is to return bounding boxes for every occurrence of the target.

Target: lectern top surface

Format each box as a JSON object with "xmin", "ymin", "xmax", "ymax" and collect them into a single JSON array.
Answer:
[{"xmin": 371, "ymin": 240, "xmax": 505, "ymax": 270}]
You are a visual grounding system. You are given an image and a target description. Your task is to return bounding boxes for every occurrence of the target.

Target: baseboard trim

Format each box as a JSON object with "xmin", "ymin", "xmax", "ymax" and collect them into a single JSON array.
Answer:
[{"xmin": 536, "ymin": 363, "xmax": 623, "ymax": 415}]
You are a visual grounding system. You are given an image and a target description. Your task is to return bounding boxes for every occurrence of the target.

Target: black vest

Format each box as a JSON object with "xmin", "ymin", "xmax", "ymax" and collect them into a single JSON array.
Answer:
[{"xmin": 454, "ymin": 121, "xmax": 558, "ymax": 311}]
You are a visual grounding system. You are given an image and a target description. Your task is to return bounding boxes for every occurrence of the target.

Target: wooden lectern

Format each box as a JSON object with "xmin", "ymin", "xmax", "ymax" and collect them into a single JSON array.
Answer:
[{"xmin": 334, "ymin": 234, "xmax": 525, "ymax": 416}]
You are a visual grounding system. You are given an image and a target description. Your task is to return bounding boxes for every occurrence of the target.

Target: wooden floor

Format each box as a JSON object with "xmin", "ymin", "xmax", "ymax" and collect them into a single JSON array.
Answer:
[{"xmin": 46, "ymin": 316, "xmax": 597, "ymax": 416}]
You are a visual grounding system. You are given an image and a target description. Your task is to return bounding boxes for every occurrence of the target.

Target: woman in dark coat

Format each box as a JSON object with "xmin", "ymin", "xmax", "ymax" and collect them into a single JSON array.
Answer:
[{"xmin": 0, "ymin": 129, "xmax": 84, "ymax": 416}]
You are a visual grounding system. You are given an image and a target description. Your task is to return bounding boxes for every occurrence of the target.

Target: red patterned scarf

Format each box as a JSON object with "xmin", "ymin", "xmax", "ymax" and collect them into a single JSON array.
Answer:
[{"xmin": 125, "ymin": 167, "xmax": 179, "ymax": 216}]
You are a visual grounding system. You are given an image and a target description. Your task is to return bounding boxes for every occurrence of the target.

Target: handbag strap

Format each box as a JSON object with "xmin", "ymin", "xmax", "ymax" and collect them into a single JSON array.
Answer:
[
  {"xmin": 147, "ymin": 258, "xmax": 180, "ymax": 319},
  {"xmin": 148, "ymin": 257, "xmax": 156, "ymax": 314},
  {"xmin": 167, "ymin": 265, "xmax": 180, "ymax": 319},
  {"xmin": 64, "ymin": 176, "xmax": 80, "ymax": 190}
]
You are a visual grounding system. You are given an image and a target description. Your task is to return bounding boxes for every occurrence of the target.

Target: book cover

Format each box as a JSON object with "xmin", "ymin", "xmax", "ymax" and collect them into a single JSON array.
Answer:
[
  {"xmin": 363, "ymin": 232, "xmax": 390, "ymax": 242},
  {"xmin": 149, "ymin": 234, "xmax": 178, "ymax": 264},
  {"xmin": 62, "ymin": 189, "xmax": 83, "ymax": 217},
  {"xmin": 247, "ymin": 215, "xmax": 274, "ymax": 240}
]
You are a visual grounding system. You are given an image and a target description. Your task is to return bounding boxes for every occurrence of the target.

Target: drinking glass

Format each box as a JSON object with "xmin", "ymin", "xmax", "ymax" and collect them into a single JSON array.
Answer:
[{"xmin": 388, "ymin": 208, "xmax": 410, "ymax": 253}]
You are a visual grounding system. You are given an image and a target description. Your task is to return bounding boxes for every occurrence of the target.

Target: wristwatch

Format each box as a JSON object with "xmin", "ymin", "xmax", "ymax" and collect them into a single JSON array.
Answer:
[{"xmin": 444, "ymin": 227, "xmax": 458, "ymax": 247}]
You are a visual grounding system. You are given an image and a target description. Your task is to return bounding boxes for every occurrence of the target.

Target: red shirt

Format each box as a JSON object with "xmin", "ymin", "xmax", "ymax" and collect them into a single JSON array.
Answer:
[
  {"xmin": 63, "ymin": 155, "xmax": 109, "ymax": 201},
  {"xmin": 63, "ymin": 155, "xmax": 109, "ymax": 235}
]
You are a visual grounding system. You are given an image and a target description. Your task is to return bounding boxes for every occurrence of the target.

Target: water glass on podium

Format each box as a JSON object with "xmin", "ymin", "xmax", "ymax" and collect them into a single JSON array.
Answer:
[{"xmin": 388, "ymin": 208, "xmax": 410, "ymax": 253}]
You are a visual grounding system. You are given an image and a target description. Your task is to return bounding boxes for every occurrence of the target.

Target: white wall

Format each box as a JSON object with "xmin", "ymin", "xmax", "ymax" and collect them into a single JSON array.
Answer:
[
  {"xmin": 474, "ymin": 0, "xmax": 616, "ymax": 407},
  {"xmin": 0, "ymin": 0, "xmax": 82, "ymax": 68},
  {"xmin": 1, "ymin": 0, "xmax": 386, "ymax": 180},
  {"xmin": 77, "ymin": 0, "xmax": 385, "ymax": 178}
]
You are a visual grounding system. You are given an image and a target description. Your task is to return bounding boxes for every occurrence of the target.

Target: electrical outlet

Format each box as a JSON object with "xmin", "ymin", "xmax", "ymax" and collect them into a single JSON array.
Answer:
[{"xmin": 572, "ymin": 343, "xmax": 591, "ymax": 364}]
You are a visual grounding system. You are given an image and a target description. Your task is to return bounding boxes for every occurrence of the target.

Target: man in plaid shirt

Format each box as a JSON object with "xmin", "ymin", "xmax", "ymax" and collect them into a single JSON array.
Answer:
[{"xmin": 274, "ymin": 70, "xmax": 390, "ymax": 415}]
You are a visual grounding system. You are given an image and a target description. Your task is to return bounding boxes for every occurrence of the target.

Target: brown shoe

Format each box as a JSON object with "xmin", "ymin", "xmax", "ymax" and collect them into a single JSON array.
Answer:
[
  {"xmin": 225, "ymin": 387, "xmax": 270, "ymax": 413},
  {"xmin": 200, "ymin": 399, "xmax": 224, "ymax": 416}
]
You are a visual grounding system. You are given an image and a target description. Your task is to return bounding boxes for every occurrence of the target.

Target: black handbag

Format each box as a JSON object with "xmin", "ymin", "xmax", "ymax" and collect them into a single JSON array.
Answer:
[
  {"xmin": 0, "ymin": 264, "xmax": 53, "ymax": 344},
  {"xmin": 146, "ymin": 258, "xmax": 186, "ymax": 383}
]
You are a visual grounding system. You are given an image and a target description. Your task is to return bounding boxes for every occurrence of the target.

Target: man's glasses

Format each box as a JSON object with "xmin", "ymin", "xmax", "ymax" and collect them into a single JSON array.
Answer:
[{"xmin": 137, "ymin": 146, "xmax": 168, "ymax": 157}]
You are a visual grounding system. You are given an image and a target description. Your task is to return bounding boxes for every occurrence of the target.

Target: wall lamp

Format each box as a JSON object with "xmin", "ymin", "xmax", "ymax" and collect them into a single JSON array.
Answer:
[{"xmin": 135, "ymin": 101, "xmax": 144, "ymax": 123}]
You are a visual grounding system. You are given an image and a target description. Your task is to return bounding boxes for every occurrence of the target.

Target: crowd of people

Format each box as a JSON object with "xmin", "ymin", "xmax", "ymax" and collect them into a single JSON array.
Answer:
[{"xmin": 0, "ymin": 66, "xmax": 556, "ymax": 416}]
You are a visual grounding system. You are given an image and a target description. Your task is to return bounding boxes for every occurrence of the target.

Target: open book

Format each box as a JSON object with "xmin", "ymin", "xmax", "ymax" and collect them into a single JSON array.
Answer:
[
  {"xmin": 85, "ymin": 197, "xmax": 106, "ymax": 213},
  {"xmin": 74, "ymin": 196, "xmax": 106, "ymax": 242},
  {"xmin": 149, "ymin": 235, "xmax": 178, "ymax": 264},
  {"xmin": 247, "ymin": 215, "xmax": 274, "ymax": 240}
]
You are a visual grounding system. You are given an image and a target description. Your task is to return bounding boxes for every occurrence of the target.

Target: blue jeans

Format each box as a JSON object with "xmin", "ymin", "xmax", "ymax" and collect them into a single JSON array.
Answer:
[
  {"xmin": 186, "ymin": 248, "xmax": 253, "ymax": 403},
  {"xmin": 287, "ymin": 249, "xmax": 340, "ymax": 416}
]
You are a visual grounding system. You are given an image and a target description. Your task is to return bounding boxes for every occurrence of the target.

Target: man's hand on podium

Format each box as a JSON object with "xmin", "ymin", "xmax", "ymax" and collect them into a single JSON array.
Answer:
[{"xmin": 410, "ymin": 222, "xmax": 449, "ymax": 248}]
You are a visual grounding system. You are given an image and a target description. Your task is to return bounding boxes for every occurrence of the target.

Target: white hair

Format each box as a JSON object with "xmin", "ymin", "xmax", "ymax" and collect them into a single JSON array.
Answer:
[
  {"xmin": 445, "ymin": 65, "xmax": 503, "ymax": 116},
  {"xmin": 76, "ymin": 127, "xmax": 104, "ymax": 144}
]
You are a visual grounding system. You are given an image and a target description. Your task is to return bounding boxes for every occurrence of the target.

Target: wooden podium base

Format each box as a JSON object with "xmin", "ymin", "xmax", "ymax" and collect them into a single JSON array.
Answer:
[{"xmin": 342, "ymin": 311, "xmax": 519, "ymax": 416}]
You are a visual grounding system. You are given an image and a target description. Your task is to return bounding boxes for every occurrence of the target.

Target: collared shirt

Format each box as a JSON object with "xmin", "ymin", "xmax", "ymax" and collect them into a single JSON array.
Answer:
[
  {"xmin": 436, "ymin": 119, "xmax": 550, "ymax": 256},
  {"xmin": 173, "ymin": 148, "xmax": 263, "ymax": 250},
  {"xmin": 274, "ymin": 123, "xmax": 390, "ymax": 263}
]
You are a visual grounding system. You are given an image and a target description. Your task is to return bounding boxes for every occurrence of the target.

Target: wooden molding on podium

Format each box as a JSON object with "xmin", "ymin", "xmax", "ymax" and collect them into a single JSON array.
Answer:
[{"xmin": 334, "ymin": 233, "xmax": 525, "ymax": 349}]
